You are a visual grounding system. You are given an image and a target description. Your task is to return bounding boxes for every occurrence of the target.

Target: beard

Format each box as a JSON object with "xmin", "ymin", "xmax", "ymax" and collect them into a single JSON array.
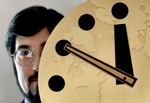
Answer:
[
  {"xmin": 19, "ymin": 72, "xmax": 41, "ymax": 103},
  {"xmin": 21, "ymin": 87, "xmax": 41, "ymax": 103},
  {"xmin": 27, "ymin": 72, "xmax": 41, "ymax": 103},
  {"xmin": 28, "ymin": 88, "xmax": 41, "ymax": 103},
  {"xmin": 28, "ymin": 72, "xmax": 38, "ymax": 95}
]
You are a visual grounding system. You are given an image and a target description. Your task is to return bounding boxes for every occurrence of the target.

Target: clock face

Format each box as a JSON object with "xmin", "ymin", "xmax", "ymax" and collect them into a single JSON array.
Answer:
[{"xmin": 39, "ymin": 0, "xmax": 150, "ymax": 103}]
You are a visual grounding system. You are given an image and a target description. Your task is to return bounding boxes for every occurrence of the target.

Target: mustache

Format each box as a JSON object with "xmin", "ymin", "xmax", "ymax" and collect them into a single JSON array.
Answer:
[{"xmin": 28, "ymin": 72, "xmax": 38, "ymax": 83}]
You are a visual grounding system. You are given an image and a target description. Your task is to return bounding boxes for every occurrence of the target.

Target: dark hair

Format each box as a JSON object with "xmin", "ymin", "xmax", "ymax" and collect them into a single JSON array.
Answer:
[{"xmin": 5, "ymin": 6, "xmax": 63, "ymax": 55}]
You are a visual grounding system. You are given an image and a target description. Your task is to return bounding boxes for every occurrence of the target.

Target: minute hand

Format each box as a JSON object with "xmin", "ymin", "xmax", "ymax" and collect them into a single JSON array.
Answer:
[{"xmin": 64, "ymin": 43, "xmax": 137, "ymax": 87}]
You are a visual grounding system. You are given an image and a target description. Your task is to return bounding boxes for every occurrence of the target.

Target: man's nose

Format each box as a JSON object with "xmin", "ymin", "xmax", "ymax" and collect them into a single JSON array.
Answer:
[{"xmin": 32, "ymin": 54, "xmax": 40, "ymax": 71}]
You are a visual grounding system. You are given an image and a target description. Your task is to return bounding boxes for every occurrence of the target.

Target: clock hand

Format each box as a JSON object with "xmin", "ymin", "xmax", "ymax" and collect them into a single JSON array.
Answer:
[{"xmin": 63, "ymin": 43, "xmax": 137, "ymax": 87}]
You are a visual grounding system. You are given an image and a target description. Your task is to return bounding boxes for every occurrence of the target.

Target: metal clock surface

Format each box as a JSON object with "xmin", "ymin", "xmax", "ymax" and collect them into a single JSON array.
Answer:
[{"xmin": 39, "ymin": 0, "xmax": 150, "ymax": 103}]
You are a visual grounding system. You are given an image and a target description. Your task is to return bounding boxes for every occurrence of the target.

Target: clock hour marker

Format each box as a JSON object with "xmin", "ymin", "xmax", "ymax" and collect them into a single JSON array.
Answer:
[
  {"xmin": 78, "ymin": 14, "xmax": 95, "ymax": 31},
  {"xmin": 55, "ymin": 39, "xmax": 71, "ymax": 56},
  {"xmin": 112, "ymin": 2, "xmax": 128, "ymax": 19},
  {"xmin": 48, "ymin": 75, "xmax": 65, "ymax": 92}
]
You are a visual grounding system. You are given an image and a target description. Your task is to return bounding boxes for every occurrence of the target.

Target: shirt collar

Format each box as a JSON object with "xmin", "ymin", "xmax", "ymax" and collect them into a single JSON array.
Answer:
[{"xmin": 24, "ymin": 98, "xmax": 31, "ymax": 103}]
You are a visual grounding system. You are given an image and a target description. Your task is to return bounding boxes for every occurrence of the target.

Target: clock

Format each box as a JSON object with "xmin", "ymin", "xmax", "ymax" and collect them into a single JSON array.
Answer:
[{"xmin": 39, "ymin": 0, "xmax": 150, "ymax": 103}]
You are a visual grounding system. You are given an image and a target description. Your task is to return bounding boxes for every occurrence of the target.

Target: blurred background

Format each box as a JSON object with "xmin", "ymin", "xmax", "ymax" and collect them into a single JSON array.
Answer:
[{"xmin": 0, "ymin": 0, "xmax": 86, "ymax": 102}]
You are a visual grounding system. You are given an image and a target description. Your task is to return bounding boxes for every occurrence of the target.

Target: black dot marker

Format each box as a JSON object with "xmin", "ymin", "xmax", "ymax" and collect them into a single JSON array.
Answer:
[
  {"xmin": 55, "ymin": 39, "xmax": 71, "ymax": 56},
  {"xmin": 78, "ymin": 14, "xmax": 95, "ymax": 30},
  {"xmin": 48, "ymin": 75, "xmax": 65, "ymax": 92},
  {"xmin": 112, "ymin": 2, "xmax": 128, "ymax": 19}
]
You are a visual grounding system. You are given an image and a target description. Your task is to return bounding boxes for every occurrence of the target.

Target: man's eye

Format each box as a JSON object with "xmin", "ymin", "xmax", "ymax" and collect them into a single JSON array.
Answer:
[{"xmin": 20, "ymin": 50, "xmax": 33, "ymax": 57}]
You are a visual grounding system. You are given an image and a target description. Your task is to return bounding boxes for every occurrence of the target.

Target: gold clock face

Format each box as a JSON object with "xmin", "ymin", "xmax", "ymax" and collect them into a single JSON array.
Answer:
[{"xmin": 39, "ymin": 0, "xmax": 150, "ymax": 103}]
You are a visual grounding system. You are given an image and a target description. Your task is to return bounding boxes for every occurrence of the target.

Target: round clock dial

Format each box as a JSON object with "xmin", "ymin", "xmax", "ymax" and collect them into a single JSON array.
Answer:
[{"xmin": 39, "ymin": 0, "xmax": 150, "ymax": 103}]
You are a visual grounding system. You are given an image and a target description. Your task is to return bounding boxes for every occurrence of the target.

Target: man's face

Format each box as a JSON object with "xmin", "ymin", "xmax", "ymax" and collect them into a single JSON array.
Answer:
[{"xmin": 14, "ymin": 27, "xmax": 50, "ymax": 96}]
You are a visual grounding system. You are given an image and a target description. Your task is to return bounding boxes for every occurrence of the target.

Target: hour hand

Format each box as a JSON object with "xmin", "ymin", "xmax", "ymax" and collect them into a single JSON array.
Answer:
[{"xmin": 56, "ymin": 40, "xmax": 137, "ymax": 87}]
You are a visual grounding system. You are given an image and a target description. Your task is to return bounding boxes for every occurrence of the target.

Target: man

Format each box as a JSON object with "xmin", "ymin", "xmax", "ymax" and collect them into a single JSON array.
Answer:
[{"xmin": 5, "ymin": 6, "xmax": 63, "ymax": 103}]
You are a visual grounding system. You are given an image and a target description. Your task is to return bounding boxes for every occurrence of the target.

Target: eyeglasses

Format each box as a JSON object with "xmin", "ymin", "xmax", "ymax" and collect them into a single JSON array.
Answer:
[{"xmin": 11, "ymin": 48, "xmax": 39, "ymax": 66}]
